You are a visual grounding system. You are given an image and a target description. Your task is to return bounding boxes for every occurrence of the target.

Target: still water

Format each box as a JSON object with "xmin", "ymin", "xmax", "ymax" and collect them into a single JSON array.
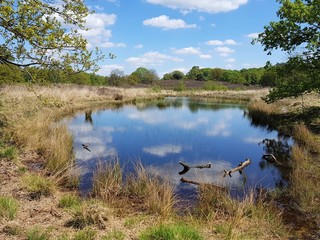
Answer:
[{"xmin": 67, "ymin": 97, "xmax": 292, "ymax": 197}]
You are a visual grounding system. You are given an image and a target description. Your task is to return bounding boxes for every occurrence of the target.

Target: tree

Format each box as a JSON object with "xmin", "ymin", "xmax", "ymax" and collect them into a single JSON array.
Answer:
[
  {"xmin": 107, "ymin": 69, "xmax": 125, "ymax": 86},
  {"xmin": 130, "ymin": 67, "xmax": 159, "ymax": 84},
  {"xmin": 0, "ymin": 0, "xmax": 104, "ymax": 73},
  {"xmin": 254, "ymin": 0, "xmax": 320, "ymax": 101}
]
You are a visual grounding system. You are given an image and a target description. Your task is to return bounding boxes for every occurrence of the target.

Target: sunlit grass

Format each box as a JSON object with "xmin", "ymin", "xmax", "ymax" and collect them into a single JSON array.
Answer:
[
  {"xmin": 126, "ymin": 161, "xmax": 177, "ymax": 219},
  {"xmin": 0, "ymin": 196, "xmax": 19, "ymax": 220}
]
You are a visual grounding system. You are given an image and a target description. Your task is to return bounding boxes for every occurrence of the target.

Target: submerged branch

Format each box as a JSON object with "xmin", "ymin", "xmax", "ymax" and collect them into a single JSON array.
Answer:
[{"xmin": 179, "ymin": 161, "xmax": 211, "ymax": 175}]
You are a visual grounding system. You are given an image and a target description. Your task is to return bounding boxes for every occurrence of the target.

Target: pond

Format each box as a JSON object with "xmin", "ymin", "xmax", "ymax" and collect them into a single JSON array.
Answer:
[{"xmin": 66, "ymin": 97, "xmax": 292, "ymax": 199}]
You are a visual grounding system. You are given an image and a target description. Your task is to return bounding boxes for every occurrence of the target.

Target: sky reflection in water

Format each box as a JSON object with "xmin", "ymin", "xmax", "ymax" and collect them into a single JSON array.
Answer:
[{"xmin": 67, "ymin": 97, "xmax": 292, "ymax": 197}]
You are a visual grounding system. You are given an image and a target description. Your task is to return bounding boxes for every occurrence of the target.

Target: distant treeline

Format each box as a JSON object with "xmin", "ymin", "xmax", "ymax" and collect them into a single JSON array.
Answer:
[{"xmin": 0, "ymin": 63, "xmax": 279, "ymax": 87}]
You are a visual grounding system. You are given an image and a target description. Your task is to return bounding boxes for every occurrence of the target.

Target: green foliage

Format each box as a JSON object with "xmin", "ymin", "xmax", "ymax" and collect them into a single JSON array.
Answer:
[
  {"xmin": 163, "ymin": 70, "xmax": 185, "ymax": 80},
  {"xmin": 0, "ymin": 196, "xmax": 19, "ymax": 220},
  {"xmin": 221, "ymin": 70, "xmax": 246, "ymax": 84},
  {"xmin": 130, "ymin": 67, "xmax": 159, "ymax": 84},
  {"xmin": 0, "ymin": 0, "xmax": 103, "ymax": 72},
  {"xmin": 255, "ymin": 0, "xmax": 320, "ymax": 100},
  {"xmin": 174, "ymin": 80, "xmax": 186, "ymax": 91},
  {"xmin": 139, "ymin": 223, "xmax": 203, "ymax": 240},
  {"xmin": 0, "ymin": 63, "xmax": 24, "ymax": 84},
  {"xmin": 266, "ymin": 58, "xmax": 320, "ymax": 102},
  {"xmin": 107, "ymin": 69, "xmax": 125, "ymax": 86},
  {"xmin": 186, "ymin": 66, "xmax": 201, "ymax": 80}
]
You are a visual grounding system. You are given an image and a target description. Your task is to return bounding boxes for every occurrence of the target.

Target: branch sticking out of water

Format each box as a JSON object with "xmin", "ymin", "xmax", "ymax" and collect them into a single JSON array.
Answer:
[
  {"xmin": 178, "ymin": 161, "xmax": 211, "ymax": 175},
  {"xmin": 223, "ymin": 159, "xmax": 251, "ymax": 177}
]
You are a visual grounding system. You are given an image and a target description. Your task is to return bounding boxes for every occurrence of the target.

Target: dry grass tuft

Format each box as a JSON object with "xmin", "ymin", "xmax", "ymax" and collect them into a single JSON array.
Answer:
[
  {"xmin": 92, "ymin": 158, "xmax": 123, "ymax": 202},
  {"xmin": 293, "ymin": 123, "xmax": 320, "ymax": 153},
  {"xmin": 126, "ymin": 162, "xmax": 177, "ymax": 219},
  {"xmin": 290, "ymin": 144, "xmax": 320, "ymax": 213},
  {"xmin": 195, "ymin": 185, "xmax": 288, "ymax": 239}
]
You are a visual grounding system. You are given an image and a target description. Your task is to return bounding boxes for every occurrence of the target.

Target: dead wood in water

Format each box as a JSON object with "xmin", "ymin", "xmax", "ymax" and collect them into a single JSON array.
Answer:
[
  {"xmin": 262, "ymin": 154, "xmax": 282, "ymax": 166},
  {"xmin": 223, "ymin": 159, "xmax": 251, "ymax": 177},
  {"xmin": 179, "ymin": 161, "xmax": 211, "ymax": 175}
]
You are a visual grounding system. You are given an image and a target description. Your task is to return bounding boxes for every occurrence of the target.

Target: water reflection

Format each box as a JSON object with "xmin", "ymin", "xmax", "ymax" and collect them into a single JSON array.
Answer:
[{"xmin": 66, "ymin": 97, "xmax": 293, "ymax": 196}]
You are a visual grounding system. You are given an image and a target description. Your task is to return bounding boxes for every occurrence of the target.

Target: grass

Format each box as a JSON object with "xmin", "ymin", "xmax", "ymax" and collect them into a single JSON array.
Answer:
[
  {"xmin": 126, "ymin": 161, "xmax": 177, "ymax": 218},
  {"xmin": 0, "ymin": 196, "xmax": 19, "ymax": 220},
  {"xmin": 193, "ymin": 184, "xmax": 288, "ymax": 239},
  {"xmin": 26, "ymin": 226, "xmax": 50, "ymax": 240},
  {"xmin": 65, "ymin": 199, "xmax": 111, "ymax": 229},
  {"xmin": 139, "ymin": 223, "xmax": 203, "ymax": 240},
  {"xmin": 102, "ymin": 228, "xmax": 126, "ymax": 240},
  {"xmin": 92, "ymin": 158, "xmax": 123, "ymax": 202},
  {"xmin": 293, "ymin": 123, "xmax": 320, "ymax": 153},
  {"xmin": 74, "ymin": 227, "xmax": 97, "ymax": 240},
  {"xmin": 58, "ymin": 193, "xmax": 82, "ymax": 210},
  {"xmin": 22, "ymin": 173, "xmax": 58, "ymax": 197},
  {"xmin": 290, "ymin": 144, "xmax": 320, "ymax": 213},
  {"xmin": 0, "ymin": 141, "xmax": 17, "ymax": 161}
]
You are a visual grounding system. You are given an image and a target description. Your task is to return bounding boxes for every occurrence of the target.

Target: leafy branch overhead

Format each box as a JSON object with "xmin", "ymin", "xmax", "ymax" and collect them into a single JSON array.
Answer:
[
  {"xmin": 0, "ymin": 0, "xmax": 104, "ymax": 72},
  {"xmin": 254, "ymin": 0, "xmax": 320, "ymax": 102}
]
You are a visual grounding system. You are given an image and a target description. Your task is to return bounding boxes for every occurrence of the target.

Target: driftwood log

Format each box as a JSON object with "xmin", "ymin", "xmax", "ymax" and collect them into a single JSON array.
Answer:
[
  {"xmin": 262, "ymin": 154, "xmax": 282, "ymax": 165},
  {"xmin": 179, "ymin": 161, "xmax": 211, "ymax": 175},
  {"xmin": 223, "ymin": 158, "xmax": 251, "ymax": 177}
]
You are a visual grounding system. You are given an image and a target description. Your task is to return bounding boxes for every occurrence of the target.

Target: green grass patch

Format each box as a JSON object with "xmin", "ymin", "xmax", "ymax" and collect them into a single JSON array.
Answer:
[
  {"xmin": 58, "ymin": 193, "xmax": 82, "ymax": 210},
  {"xmin": 74, "ymin": 227, "xmax": 97, "ymax": 240},
  {"xmin": 26, "ymin": 226, "xmax": 50, "ymax": 240},
  {"xmin": 0, "ymin": 196, "xmax": 19, "ymax": 220},
  {"xmin": 102, "ymin": 228, "xmax": 125, "ymax": 240},
  {"xmin": 139, "ymin": 223, "xmax": 203, "ymax": 240},
  {"xmin": 0, "ymin": 141, "xmax": 17, "ymax": 161},
  {"xmin": 22, "ymin": 173, "xmax": 57, "ymax": 197},
  {"xmin": 203, "ymin": 81, "xmax": 228, "ymax": 91}
]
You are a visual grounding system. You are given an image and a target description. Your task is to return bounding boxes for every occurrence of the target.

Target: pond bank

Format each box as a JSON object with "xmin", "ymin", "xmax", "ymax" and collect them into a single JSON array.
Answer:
[{"xmin": 1, "ymin": 84, "xmax": 319, "ymax": 239}]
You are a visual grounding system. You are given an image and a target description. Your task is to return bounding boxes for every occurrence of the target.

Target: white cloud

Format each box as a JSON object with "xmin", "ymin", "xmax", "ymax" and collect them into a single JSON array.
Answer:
[
  {"xmin": 224, "ymin": 39, "xmax": 237, "ymax": 45},
  {"xmin": 134, "ymin": 44, "xmax": 144, "ymax": 49},
  {"xmin": 206, "ymin": 39, "xmax": 238, "ymax": 46},
  {"xmin": 199, "ymin": 54, "xmax": 212, "ymax": 59},
  {"xmin": 173, "ymin": 47, "xmax": 201, "ymax": 55},
  {"xmin": 226, "ymin": 58, "xmax": 236, "ymax": 63},
  {"xmin": 97, "ymin": 64, "xmax": 124, "ymax": 76},
  {"xmin": 126, "ymin": 51, "xmax": 183, "ymax": 66},
  {"xmin": 243, "ymin": 137, "xmax": 264, "ymax": 144},
  {"xmin": 206, "ymin": 122, "xmax": 231, "ymax": 137},
  {"xmin": 85, "ymin": 13, "xmax": 116, "ymax": 28},
  {"xmin": 206, "ymin": 40, "xmax": 224, "ymax": 46},
  {"xmin": 79, "ymin": 13, "xmax": 125, "ymax": 49},
  {"xmin": 146, "ymin": 0, "xmax": 248, "ymax": 13},
  {"xmin": 247, "ymin": 32, "xmax": 260, "ymax": 38},
  {"xmin": 143, "ymin": 144, "xmax": 182, "ymax": 157},
  {"xmin": 143, "ymin": 15, "xmax": 197, "ymax": 30},
  {"xmin": 215, "ymin": 46, "xmax": 235, "ymax": 57}
]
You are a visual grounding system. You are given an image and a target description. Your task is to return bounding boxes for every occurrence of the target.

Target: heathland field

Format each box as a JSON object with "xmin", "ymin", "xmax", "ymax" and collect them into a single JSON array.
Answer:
[{"xmin": 1, "ymin": 84, "xmax": 319, "ymax": 240}]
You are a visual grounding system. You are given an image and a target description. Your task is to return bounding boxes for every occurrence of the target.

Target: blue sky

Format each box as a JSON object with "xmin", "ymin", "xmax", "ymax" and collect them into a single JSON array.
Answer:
[{"xmin": 82, "ymin": 0, "xmax": 287, "ymax": 77}]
